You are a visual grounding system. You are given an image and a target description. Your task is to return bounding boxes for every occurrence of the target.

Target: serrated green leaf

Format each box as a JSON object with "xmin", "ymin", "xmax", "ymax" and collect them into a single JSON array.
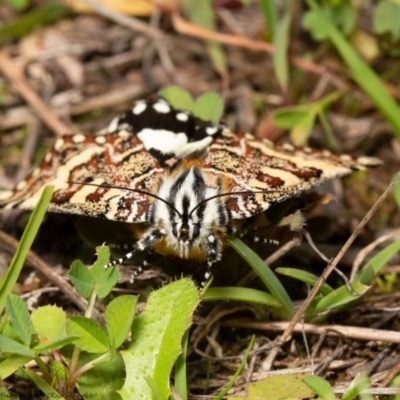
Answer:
[
  {"xmin": 303, "ymin": 375, "xmax": 336, "ymax": 400},
  {"xmin": 31, "ymin": 305, "xmax": 66, "ymax": 340},
  {"xmin": 315, "ymin": 280, "xmax": 369, "ymax": 313},
  {"xmin": 95, "ymin": 266, "xmax": 120, "ymax": 299},
  {"xmin": 90, "ymin": 246, "xmax": 111, "ymax": 278},
  {"xmin": 228, "ymin": 237, "xmax": 294, "ymax": 319},
  {"xmin": 6, "ymin": 294, "xmax": 32, "ymax": 345},
  {"xmin": 0, "ymin": 355, "xmax": 32, "ymax": 379},
  {"xmin": 119, "ymin": 278, "xmax": 200, "ymax": 400},
  {"xmin": 0, "ymin": 186, "xmax": 53, "ymax": 315},
  {"xmin": 68, "ymin": 260, "xmax": 95, "ymax": 298},
  {"xmin": 0, "ymin": 334, "xmax": 35, "ymax": 358},
  {"xmin": 192, "ymin": 92, "xmax": 224, "ymax": 123},
  {"xmin": 105, "ymin": 295, "xmax": 138, "ymax": 349},
  {"xmin": 203, "ymin": 287, "xmax": 280, "ymax": 307},
  {"xmin": 159, "ymin": 86, "xmax": 194, "ymax": 111},
  {"xmin": 67, "ymin": 316, "xmax": 110, "ymax": 353}
]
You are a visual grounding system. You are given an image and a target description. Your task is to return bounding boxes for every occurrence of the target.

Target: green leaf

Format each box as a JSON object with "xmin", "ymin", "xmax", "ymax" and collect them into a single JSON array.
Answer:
[
  {"xmin": 174, "ymin": 330, "xmax": 189, "ymax": 400},
  {"xmin": 25, "ymin": 368, "xmax": 65, "ymax": 400},
  {"xmin": 290, "ymin": 111, "xmax": 316, "ymax": 146},
  {"xmin": 105, "ymin": 295, "xmax": 138, "ymax": 349},
  {"xmin": 33, "ymin": 335, "xmax": 79, "ymax": 352},
  {"xmin": 181, "ymin": 0, "xmax": 227, "ymax": 78},
  {"xmin": 0, "ymin": 4, "xmax": 70, "ymax": 46},
  {"xmin": 90, "ymin": 246, "xmax": 112, "ymax": 278},
  {"xmin": 67, "ymin": 316, "xmax": 110, "ymax": 353},
  {"xmin": 315, "ymin": 280, "xmax": 369, "ymax": 313},
  {"xmin": 276, "ymin": 268, "xmax": 334, "ymax": 296},
  {"xmin": 0, "ymin": 186, "xmax": 53, "ymax": 314},
  {"xmin": 31, "ymin": 305, "xmax": 67, "ymax": 340},
  {"xmin": 77, "ymin": 352, "xmax": 125, "ymax": 400},
  {"xmin": 342, "ymin": 374, "xmax": 371, "ymax": 400},
  {"xmin": 95, "ymin": 266, "xmax": 120, "ymax": 299},
  {"xmin": 119, "ymin": 278, "xmax": 200, "ymax": 400},
  {"xmin": 4, "ymin": 0, "xmax": 29, "ymax": 10},
  {"xmin": 305, "ymin": 0, "xmax": 400, "ymax": 137},
  {"xmin": 358, "ymin": 240, "xmax": 400, "ymax": 284},
  {"xmin": 0, "ymin": 355, "xmax": 32, "ymax": 380},
  {"xmin": 0, "ymin": 334, "xmax": 35, "ymax": 358},
  {"xmin": 273, "ymin": 10, "xmax": 291, "ymax": 90},
  {"xmin": 373, "ymin": 0, "xmax": 400, "ymax": 40},
  {"xmin": 393, "ymin": 178, "xmax": 400, "ymax": 209},
  {"xmin": 76, "ymin": 352, "xmax": 124, "ymax": 400},
  {"xmin": 68, "ymin": 259, "xmax": 95, "ymax": 299},
  {"xmin": 203, "ymin": 287, "xmax": 280, "ymax": 307},
  {"xmin": 303, "ymin": 375, "xmax": 336, "ymax": 400},
  {"xmin": 273, "ymin": 107, "xmax": 310, "ymax": 128},
  {"xmin": 6, "ymin": 294, "xmax": 32, "ymax": 345},
  {"xmin": 159, "ymin": 86, "xmax": 194, "ymax": 111},
  {"xmin": 260, "ymin": 0, "xmax": 278, "ymax": 40},
  {"xmin": 192, "ymin": 92, "xmax": 224, "ymax": 123},
  {"xmin": 228, "ymin": 237, "xmax": 294, "ymax": 319}
]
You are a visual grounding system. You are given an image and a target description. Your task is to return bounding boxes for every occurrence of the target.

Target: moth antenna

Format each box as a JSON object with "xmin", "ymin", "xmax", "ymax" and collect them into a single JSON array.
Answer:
[
  {"xmin": 70, "ymin": 181, "xmax": 182, "ymax": 217},
  {"xmin": 189, "ymin": 189, "xmax": 278, "ymax": 217}
]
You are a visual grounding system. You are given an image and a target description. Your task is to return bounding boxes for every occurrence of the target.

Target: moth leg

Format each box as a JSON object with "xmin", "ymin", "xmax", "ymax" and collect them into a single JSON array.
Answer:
[
  {"xmin": 104, "ymin": 228, "xmax": 166, "ymax": 269},
  {"xmin": 200, "ymin": 233, "xmax": 222, "ymax": 286}
]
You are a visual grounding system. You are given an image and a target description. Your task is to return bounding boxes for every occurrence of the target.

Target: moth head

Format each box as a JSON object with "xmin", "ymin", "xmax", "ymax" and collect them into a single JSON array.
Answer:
[{"xmin": 151, "ymin": 167, "xmax": 229, "ymax": 259}]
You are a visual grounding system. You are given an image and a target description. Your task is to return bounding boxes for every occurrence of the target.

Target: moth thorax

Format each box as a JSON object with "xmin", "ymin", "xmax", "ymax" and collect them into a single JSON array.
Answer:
[{"xmin": 150, "ymin": 166, "xmax": 229, "ymax": 257}]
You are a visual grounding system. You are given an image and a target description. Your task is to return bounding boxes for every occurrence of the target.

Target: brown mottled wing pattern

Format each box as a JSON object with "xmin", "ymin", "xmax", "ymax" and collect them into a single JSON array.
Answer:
[
  {"xmin": 0, "ymin": 131, "xmax": 163, "ymax": 223},
  {"xmin": 203, "ymin": 129, "xmax": 382, "ymax": 219}
]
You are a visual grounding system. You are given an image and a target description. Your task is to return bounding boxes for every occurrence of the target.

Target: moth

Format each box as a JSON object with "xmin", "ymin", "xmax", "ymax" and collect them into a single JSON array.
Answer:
[{"xmin": 0, "ymin": 97, "xmax": 382, "ymax": 272}]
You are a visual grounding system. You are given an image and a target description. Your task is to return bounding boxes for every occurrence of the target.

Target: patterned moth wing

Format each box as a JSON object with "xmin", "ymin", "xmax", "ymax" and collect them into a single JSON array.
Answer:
[
  {"xmin": 0, "ymin": 98, "xmax": 224, "ymax": 222},
  {"xmin": 0, "ymin": 97, "xmax": 382, "ymax": 267},
  {"xmin": 202, "ymin": 130, "xmax": 382, "ymax": 219}
]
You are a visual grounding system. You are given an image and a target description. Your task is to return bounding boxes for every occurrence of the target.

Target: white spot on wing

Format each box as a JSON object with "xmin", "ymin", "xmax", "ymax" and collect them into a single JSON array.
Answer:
[
  {"xmin": 72, "ymin": 134, "xmax": 85, "ymax": 143},
  {"xmin": 0, "ymin": 190, "xmax": 13, "ymax": 201},
  {"xmin": 95, "ymin": 136, "xmax": 106, "ymax": 144},
  {"xmin": 107, "ymin": 117, "xmax": 119, "ymax": 132},
  {"xmin": 54, "ymin": 138, "xmax": 64, "ymax": 152},
  {"xmin": 153, "ymin": 100, "xmax": 170, "ymax": 113},
  {"xmin": 206, "ymin": 126, "xmax": 218, "ymax": 135},
  {"xmin": 176, "ymin": 112, "xmax": 189, "ymax": 122},
  {"xmin": 32, "ymin": 168, "xmax": 41, "ymax": 178},
  {"xmin": 133, "ymin": 101, "xmax": 147, "ymax": 115},
  {"xmin": 16, "ymin": 180, "xmax": 27, "ymax": 190},
  {"xmin": 137, "ymin": 128, "xmax": 212, "ymax": 158}
]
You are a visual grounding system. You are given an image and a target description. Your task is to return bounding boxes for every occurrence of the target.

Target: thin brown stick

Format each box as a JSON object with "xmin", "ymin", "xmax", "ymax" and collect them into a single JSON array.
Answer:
[
  {"xmin": 0, "ymin": 50, "xmax": 70, "ymax": 136},
  {"xmin": 223, "ymin": 319, "xmax": 400, "ymax": 344}
]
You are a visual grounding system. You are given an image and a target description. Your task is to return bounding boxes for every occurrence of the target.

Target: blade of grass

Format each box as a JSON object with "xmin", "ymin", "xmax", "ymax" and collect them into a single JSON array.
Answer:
[
  {"xmin": 0, "ymin": 186, "xmax": 54, "ymax": 314},
  {"xmin": 174, "ymin": 330, "xmax": 189, "ymax": 400},
  {"xmin": 203, "ymin": 287, "xmax": 280, "ymax": 307},
  {"xmin": 228, "ymin": 237, "xmax": 294, "ymax": 319},
  {"xmin": 305, "ymin": 0, "xmax": 400, "ymax": 136}
]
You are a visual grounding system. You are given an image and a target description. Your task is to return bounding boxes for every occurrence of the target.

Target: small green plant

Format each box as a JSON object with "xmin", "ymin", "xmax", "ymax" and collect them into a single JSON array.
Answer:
[{"xmin": 0, "ymin": 246, "xmax": 200, "ymax": 399}]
